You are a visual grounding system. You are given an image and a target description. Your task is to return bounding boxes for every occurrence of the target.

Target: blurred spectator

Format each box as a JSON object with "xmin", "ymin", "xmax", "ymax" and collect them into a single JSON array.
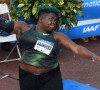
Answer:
[{"xmin": 0, "ymin": 0, "xmax": 11, "ymax": 51}]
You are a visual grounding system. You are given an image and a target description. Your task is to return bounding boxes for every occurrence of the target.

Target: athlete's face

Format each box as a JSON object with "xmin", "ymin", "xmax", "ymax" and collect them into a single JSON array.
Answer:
[{"xmin": 40, "ymin": 13, "xmax": 58, "ymax": 33}]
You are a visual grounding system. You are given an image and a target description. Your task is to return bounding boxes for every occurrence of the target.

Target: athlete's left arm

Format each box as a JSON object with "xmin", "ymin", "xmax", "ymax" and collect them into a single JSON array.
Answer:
[{"xmin": 54, "ymin": 32, "xmax": 100, "ymax": 61}]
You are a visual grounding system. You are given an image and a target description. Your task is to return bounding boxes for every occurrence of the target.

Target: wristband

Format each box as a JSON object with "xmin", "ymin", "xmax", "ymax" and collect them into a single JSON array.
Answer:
[{"xmin": 0, "ymin": 16, "xmax": 14, "ymax": 33}]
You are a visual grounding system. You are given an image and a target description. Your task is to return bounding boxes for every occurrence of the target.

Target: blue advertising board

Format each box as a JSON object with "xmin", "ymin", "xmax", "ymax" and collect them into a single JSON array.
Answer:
[
  {"xmin": 11, "ymin": 0, "xmax": 100, "ymax": 39},
  {"xmin": 59, "ymin": 0, "xmax": 100, "ymax": 39}
]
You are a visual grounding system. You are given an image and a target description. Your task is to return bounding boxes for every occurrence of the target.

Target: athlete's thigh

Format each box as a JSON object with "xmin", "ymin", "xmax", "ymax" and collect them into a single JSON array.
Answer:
[
  {"xmin": 39, "ymin": 67, "xmax": 63, "ymax": 90},
  {"xmin": 19, "ymin": 67, "xmax": 36, "ymax": 90}
]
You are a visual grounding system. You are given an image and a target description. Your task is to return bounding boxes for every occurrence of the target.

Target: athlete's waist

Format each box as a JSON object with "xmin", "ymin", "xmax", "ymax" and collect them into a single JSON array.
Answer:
[{"xmin": 20, "ymin": 62, "xmax": 54, "ymax": 74}]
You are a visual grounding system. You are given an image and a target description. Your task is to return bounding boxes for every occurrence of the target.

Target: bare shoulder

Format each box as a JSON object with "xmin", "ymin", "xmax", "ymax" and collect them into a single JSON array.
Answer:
[
  {"xmin": 53, "ymin": 31, "xmax": 69, "ymax": 41},
  {"xmin": 53, "ymin": 31, "xmax": 76, "ymax": 49},
  {"xmin": 13, "ymin": 21, "xmax": 33, "ymax": 33},
  {"xmin": 14, "ymin": 21, "xmax": 28, "ymax": 29},
  {"xmin": 12, "ymin": 21, "xmax": 33, "ymax": 39}
]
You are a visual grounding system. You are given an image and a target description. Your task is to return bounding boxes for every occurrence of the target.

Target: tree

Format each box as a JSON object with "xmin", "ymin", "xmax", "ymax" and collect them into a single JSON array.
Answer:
[{"xmin": 9, "ymin": 0, "xmax": 84, "ymax": 30}]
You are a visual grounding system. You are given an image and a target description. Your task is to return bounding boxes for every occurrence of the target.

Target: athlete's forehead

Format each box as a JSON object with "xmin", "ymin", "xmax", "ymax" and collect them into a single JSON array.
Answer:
[{"xmin": 40, "ymin": 12, "xmax": 57, "ymax": 18}]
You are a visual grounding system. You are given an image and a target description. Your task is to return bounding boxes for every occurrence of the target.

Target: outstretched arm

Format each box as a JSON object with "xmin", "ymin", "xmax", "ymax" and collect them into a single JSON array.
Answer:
[
  {"xmin": 55, "ymin": 32, "xmax": 100, "ymax": 61},
  {"xmin": 0, "ymin": 15, "xmax": 29, "ymax": 39}
]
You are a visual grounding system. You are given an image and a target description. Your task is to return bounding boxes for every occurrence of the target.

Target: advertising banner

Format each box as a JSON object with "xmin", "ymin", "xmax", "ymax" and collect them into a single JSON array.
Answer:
[
  {"xmin": 59, "ymin": 0, "xmax": 100, "ymax": 39},
  {"xmin": 11, "ymin": 0, "xmax": 100, "ymax": 39}
]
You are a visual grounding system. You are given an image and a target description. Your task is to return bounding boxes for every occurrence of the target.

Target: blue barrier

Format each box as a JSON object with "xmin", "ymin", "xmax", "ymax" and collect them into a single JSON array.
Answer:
[
  {"xmin": 59, "ymin": 0, "xmax": 100, "ymax": 39},
  {"xmin": 63, "ymin": 79, "xmax": 100, "ymax": 90},
  {"xmin": 59, "ymin": 23, "xmax": 100, "ymax": 39}
]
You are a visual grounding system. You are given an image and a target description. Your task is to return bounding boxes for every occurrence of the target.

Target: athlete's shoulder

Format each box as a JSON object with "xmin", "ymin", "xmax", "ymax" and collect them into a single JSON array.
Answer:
[
  {"xmin": 53, "ymin": 31, "xmax": 67, "ymax": 38},
  {"xmin": 53, "ymin": 31, "xmax": 67, "ymax": 42}
]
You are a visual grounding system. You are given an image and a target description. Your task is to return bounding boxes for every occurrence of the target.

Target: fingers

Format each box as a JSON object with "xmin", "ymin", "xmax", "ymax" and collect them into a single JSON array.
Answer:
[{"xmin": 92, "ymin": 56, "xmax": 100, "ymax": 62}]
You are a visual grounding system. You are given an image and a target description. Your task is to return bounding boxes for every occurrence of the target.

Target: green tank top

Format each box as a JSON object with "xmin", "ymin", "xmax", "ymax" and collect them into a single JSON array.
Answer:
[{"xmin": 19, "ymin": 26, "xmax": 59, "ymax": 69}]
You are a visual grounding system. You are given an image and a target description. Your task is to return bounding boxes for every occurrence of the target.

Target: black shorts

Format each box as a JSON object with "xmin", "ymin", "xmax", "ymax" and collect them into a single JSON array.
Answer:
[{"xmin": 19, "ymin": 66, "xmax": 63, "ymax": 90}]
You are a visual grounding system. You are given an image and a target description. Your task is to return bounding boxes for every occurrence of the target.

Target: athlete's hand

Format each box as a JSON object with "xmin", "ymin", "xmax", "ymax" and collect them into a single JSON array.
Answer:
[{"xmin": 92, "ymin": 56, "xmax": 100, "ymax": 62}]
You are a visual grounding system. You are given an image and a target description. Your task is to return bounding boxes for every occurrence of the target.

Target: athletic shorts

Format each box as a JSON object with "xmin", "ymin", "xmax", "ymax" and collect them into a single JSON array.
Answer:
[{"xmin": 19, "ymin": 66, "xmax": 63, "ymax": 90}]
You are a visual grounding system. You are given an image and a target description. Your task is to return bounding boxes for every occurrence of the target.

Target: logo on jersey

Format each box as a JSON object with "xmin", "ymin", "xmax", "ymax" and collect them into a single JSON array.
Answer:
[{"xmin": 43, "ymin": 33, "xmax": 49, "ymax": 35}]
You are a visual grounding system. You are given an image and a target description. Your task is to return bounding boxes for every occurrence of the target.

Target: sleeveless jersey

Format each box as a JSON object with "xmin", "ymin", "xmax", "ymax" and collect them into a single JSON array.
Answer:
[{"xmin": 19, "ymin": 26, "xmax": 59, "ymax": 69}]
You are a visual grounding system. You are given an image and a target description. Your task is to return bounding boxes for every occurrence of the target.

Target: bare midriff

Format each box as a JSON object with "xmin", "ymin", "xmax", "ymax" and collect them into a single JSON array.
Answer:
[{"xmin": 20, "ymin": 62, "xmax": 52, "ymax": 74}]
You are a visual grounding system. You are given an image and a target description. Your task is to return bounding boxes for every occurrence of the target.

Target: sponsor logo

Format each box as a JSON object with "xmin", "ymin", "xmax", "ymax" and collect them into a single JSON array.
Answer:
[
  {"xmin": 5, "ymin": 20, "xmax": 10, "ymax": 23},
  {"xmin": 83, "ymin": 0, "xmax": 100, "ymax": 8},
  {"xmin": 83, "ymin": 25, "xmax": 100, "ymax": 33},
  {"xmin": 43, "ymin": 33, "xmax": 49, "ymax": 35},
  {"xmin": 59, "ymin": 24, "xmax": 66, "ymax": 30}
]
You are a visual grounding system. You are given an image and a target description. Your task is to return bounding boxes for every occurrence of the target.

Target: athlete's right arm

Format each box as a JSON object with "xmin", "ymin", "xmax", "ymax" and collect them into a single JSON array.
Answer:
[{"xmin": 0, "ymin": 15, "xmax": 28, "ymax": 35}]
